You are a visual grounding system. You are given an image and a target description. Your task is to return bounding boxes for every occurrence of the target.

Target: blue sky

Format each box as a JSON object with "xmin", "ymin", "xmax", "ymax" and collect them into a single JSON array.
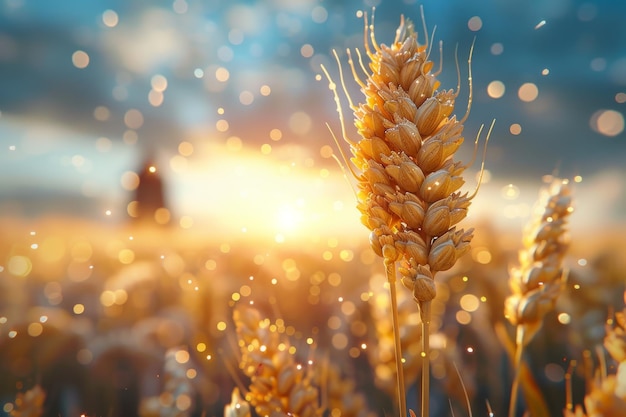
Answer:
[{"xmin": 0, "ymin": 0, "xmax": 624, "ymax": 223}]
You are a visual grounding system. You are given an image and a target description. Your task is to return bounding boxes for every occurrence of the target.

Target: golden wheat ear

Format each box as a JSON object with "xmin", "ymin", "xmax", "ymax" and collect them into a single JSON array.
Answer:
[
  {"xmin": 233, "ymin": 305, "xmax": 320, "ymax": 417},
  {"xmin": 10, "ymin": 385, "xmax": 46, "ymax": 417},
  {"xmin": 504, "ymin": 177, "xmax": 574, "ymax": 417},
  {"xmin": 322, "ymin": 4, "xmax": 485, "ymax": 416},
  {"xmin": 224, "ymin": 388, "xmax": 251, "ymax": 417}
]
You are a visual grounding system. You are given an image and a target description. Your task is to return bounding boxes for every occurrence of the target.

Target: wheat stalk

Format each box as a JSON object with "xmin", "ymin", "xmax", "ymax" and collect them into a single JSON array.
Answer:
[
  {"xmin": 321, "ymin": 9, "xmax": 485, "ymax": 416},
  {"xmin": 368, "ymin": 274, "xmax": 424, "ymax": 396},
  {"xmin": 504, "ymin": 177, "xmax": 574, "ymax": 417}
]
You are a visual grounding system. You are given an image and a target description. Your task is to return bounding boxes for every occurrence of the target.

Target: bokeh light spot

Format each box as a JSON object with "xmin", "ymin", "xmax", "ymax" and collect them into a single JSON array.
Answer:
[
  {"xmin": 226, "ymin": 136, "xmax": 243, "ymax": 152},
  {"xmin": 216, "ymin": 119, "xmax": 229, "ymax": 132},
  {"xmin": 331, "ymin": 333, "xmax": 348, "ymax": 350},
  {"xmin": 8, "ymin": 255, "xmax": 32, "ymax": 277},
  {"xmin": 468, "ymin": 16, "xmax": 482, "ymax": 31},
  {"xmin": 215, "ymin": 67, "xmax": 230, "ymax": 82},
  {"xmin": 558, "ymin": 312, "xmax": 571, "ymax": 324},
  {"xmin": 456, "ymin": 310, "xmax": 472, "ymax": 325},
  {"xmin": 544, "ymin": 363, "xmax": 564, "ymax": 382},
  {"xmin": 472, "ymin": 247, "xmax": 492, "ymax": 264},
  {"xmin": 501, "ymin": 183, "xmax": 520, "ymax": 199},
  {"xmin": 154, "ymin": 208, "xmax": 171, "ymax": 225},
  {"xmin": 311, "ymin": 6, "xmax": 328, "ymax": 23},
  {"xmin": 27, "ymin": 322, "xmax": 43, "ymax": 337},
  {"xmin": 124, "ymin": 109, "xmax": 144, "ymax": 129},
  {"xmin": 590, "ymin": 58, "xmax": 606, "ymax": 72},
  {"xmin": 93, "ymin": 106, "xmax": 110, "ymax": 121},
  {"xmin": 151, "ymin": 74, "xmax": 168, "ymax": 92},
  {"xmin": 118, "ymin": 249, "xmax": 135, "ymax": 264},
  {"xmin": 288, "ymin": 111, "xmax": 312, "ymax": 135},
  {"xmin": 178, "ymin": 141, "xmax": 194, "ymax": 156},
  {"xmin": 518, "ymin": 83, "xmax": 539, "ymax": 102},
  {"xmin": 175, "ymin": 349, "xmax": 190, "ymax": 364},
  {"xmin": 487, "ymin": 80, "xmax": 505, "ymax": 99},
  {"xmin": 269, "ymin": 128, "xmax": 282, "ymax": 141},
  {"xmin": 121, "ymin": 171, "xmax": 140, "ymax": 191},
  {"xmin": 72, "ymin": 50, "xmax": 90, "ymax": 69},
  {"xmin": 260, "ymin": 85, "xmax": 271, "ymax": 96},
  {"xmin": 239, "ymin": 90, "xmax": 254, "ymax": 105},
  {"xmin": 460, "ymin": 294, "xmax": 480, "ymax": 312},
  {"xmin": 490, "ymin": 43, "xmax": 503, "ymax": 55},
  {"xmin": 102, "ymin": 9, "xmax": 119, "ymax": 27},
  {"xmin": 590, "ymin": 109, "xmax": 624, "ymax": 136},
  {"xmin": 300, "ymin": 44, "xmax": 314, "ymax": 58}
]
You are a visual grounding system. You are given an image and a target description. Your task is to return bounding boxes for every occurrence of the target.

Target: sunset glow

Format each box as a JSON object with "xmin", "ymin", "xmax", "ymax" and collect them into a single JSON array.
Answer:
[{"xmin": 168, "ymin": 142, "xmax": 362, "ymax": 242}]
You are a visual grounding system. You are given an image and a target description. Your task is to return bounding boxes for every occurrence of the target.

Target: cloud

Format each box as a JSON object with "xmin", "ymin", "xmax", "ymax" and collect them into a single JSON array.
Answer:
[{"xmin": 101, "ymin": 7, "xmax": 189, "ymax": 75}]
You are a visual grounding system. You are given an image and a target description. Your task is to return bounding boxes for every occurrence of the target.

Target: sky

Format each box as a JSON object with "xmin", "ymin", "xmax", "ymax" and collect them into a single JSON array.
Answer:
[{"xmin": 0, "ymin": 0, "xmax": 625, "ymax": 233}]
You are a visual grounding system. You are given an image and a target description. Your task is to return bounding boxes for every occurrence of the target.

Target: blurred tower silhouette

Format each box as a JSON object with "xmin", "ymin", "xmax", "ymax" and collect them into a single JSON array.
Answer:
[{"xmin": 131, "ymin": 158, "xmax": 170, "ymax": 226}]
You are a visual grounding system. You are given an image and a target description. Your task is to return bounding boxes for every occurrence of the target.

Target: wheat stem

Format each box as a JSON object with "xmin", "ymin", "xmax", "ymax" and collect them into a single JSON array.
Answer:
[
  {"xmin": 386, "ymin": 255, "xmax": 407, "ymax": 417},
  {"xmin": 420, "ymin": 301, "xmax": 431, "ymax": 417},
  {"xmin": 508, "ymin": 326, "xmax": 525, "ymax": 417},
  {"xmin": 565, "ymin": 360, "xmax": 576, "ymax": 411}
]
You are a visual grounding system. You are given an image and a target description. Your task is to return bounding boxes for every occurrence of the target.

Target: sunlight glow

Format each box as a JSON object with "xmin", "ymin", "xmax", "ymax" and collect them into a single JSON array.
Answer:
[
  {"xmin": 275, "ymin": 203, "xmax": 304, "ymax": 232},
  {"xmin": 170, "ymin": 142, "xmax": 361, "ymax": 241}
]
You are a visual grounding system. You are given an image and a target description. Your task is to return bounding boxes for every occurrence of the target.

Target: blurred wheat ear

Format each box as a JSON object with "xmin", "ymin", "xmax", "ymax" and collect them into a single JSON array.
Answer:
[
  {"xmin": 224, "ymin": 388, "xmax": 251, "ymax": 417},
  {"xmin": 503, "ymin": 177, "xmax": 574, "ymax": 417},
  {"xmin": 233, "ymin": 305, "xmax": 319, "ymax": 417},
  {"xmin": 10, "ymin": 384, "xmax": 45, "ymax": 417},
  {"xmin": 321, "ymin": 6, "xmax": 489, "ymax": 416},
  {"xmin": 139, "ymin": 346, "xmax": 196, "ymax": 417},
  {"xmin": 574, "ymin": 297, "xmax": 626, "ymax": 416}
]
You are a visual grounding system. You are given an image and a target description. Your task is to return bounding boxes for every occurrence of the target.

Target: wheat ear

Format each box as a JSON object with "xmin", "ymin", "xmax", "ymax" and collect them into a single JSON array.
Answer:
[
  {"xmin": 233, "ymin": 305, "xmax": 319, "ymax": 417},
  {"xmin": 504, "ymin": 177, "xmax": 573, "ymax": 417},
  {"xmin": 139, "ymin": 346, "xmax": 195, "ymax": 417},
  {"xmin": 579, "ymin": 297, "xmax": 626, "ymax": 416},
  {"xmin": 322, "ymin": 10, "xmax": 480, "ymax": 416},
  {"xmin": 9, "ymin": 385, "xmax": 45, "ymax": 417},
  {"xmin": 224, "ymin": 388, "xmax": 251, "ymax": 417}
]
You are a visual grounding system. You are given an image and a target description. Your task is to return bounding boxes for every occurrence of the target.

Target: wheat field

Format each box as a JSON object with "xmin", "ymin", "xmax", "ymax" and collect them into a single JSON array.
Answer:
[{"xmin": 1, "ymin": 4, "xmax": 626, "ymax": 417}]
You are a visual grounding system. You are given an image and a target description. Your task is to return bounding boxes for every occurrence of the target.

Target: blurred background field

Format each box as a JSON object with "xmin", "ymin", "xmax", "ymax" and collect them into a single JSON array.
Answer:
[{"xmin": 0, "ymin": 0, "xmax": 625, "ymax": 416}]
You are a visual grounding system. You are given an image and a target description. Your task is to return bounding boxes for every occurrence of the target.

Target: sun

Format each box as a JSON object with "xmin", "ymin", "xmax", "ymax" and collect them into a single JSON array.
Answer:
[
  {"xmin": 166, "ymin": 141, "xmax": 362, "ymax": 243},
  {"xmin": 275, "ymin": 202, "xmax": 304, "ymax": 233}
]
